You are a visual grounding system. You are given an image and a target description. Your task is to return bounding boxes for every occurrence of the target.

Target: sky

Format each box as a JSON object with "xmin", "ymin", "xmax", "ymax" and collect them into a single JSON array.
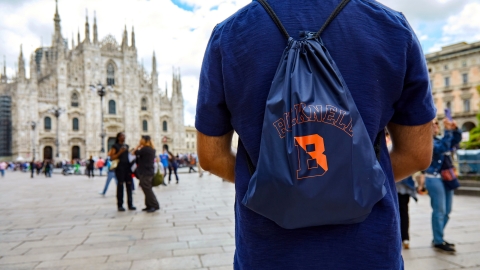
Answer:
[{"xmin": 1, "ymin": 0, "xmax": 479, "ymax": 126}]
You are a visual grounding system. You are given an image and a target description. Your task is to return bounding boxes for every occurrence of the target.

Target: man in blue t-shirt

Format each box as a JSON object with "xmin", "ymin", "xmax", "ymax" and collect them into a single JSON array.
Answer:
[{"xmin": 196, "ymin": 0, "xmax": 435, "ymax": 269}]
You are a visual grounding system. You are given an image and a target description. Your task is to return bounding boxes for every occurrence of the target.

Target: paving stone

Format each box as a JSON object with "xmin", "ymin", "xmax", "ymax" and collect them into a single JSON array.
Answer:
[
  {"xmin": 66, "ymin": 261, "xmax": 131, "ymax": 270},
  {"xmin": 200, "ymin": 252, "xmax": 234, "ymax": 268},
  {"xmin": 63, "ymin": 246, "xmax": 129, "ymax": 259},
  {"xmin": 35, "ymin": 256, "xmax": 108, "ymax": 269},
  {"xmin": 0, "ymin": 262, "xmax": 40, "ymax": 270},
  {"xmin": 0, "ymin": 252, "xmax": 66, "ymax": 264},
  {"xmin": 130, "ymin": 256, "xmax": 202, "ymax": 270},
  {"xmin": 173, "ymin": 247, "xmax": 224, "ymax": 257}
]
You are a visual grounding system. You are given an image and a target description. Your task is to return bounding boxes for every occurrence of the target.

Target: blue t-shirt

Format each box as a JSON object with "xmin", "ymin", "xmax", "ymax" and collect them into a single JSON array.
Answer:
[
  {"xmin": 159, "ymin": 153, "xmax": 169, "ymax": 167},
  {"xmin": 196, "ymin": 0, "xmax": 435, "ymax": 269}
]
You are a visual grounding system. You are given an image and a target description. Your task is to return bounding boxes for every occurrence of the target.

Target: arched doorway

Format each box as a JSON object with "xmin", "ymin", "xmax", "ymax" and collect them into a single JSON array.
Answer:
[
  {"xmin": 462, "ymin": 122, "xmax": 476, "ymax": 132},
  {"xmin": 72, "ymin": 146, "xmax": 80, "ymax": 160},
  {"xmin": 107, "ymin": 137, "xmax": 116, "ymax": 152},
  {"xmin": 43, "ymin": 146, "xmax": 53, "ymax": 160}
]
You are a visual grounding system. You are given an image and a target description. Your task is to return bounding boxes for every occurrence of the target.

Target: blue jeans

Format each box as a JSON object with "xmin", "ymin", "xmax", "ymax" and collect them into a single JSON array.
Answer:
[
  {"xmin": 0, "ymin": 169, "xmax": 4, "ymax": 177},
  {"xmin": 101, "ymin": 171, "xmax": 118, "ymax": 195},
  {"xmin": 426, "ymin": 176, "xmax": 453, "ymax": 245}
]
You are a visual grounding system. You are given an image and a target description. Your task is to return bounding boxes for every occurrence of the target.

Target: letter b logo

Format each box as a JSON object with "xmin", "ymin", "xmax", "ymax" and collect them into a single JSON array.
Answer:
[{"xmin": 294, "ymin": 134, "xmax": 328, "ymax": 179}]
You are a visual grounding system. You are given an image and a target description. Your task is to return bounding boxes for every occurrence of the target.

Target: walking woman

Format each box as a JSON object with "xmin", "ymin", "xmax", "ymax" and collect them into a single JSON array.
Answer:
[
  {"xmin": 133, "ymin": 136, "xmax": 160, "ymax": 213},
  {"xmin": 163, "ymin": 145, "xmax": 179, "ymax": 184},
  {"xmin": 108, "ymin": 132, "xmax": 136, "ymax": 211},
  {"xmin": 424, "ymin": 119, "xmax": 461, "ymax": 253}
]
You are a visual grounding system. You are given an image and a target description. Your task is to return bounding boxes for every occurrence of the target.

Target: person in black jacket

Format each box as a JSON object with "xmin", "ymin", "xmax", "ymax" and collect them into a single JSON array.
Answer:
[
  {"xmin": 87, "ymin": 156, "xmax": 95, "ymax": 178},
  {"xmin": 108, "ymin": 132, "xmax": 136, "ymax": 212},
  {"xmin": 132, "ymin": 135, "xmax": 159, "ymax": 213}
]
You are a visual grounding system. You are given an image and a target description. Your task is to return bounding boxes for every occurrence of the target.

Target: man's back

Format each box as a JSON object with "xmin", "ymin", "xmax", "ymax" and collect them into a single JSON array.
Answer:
[{"xmin": 196, "ymin": 0, "xmax": 435, "ymax": 269}]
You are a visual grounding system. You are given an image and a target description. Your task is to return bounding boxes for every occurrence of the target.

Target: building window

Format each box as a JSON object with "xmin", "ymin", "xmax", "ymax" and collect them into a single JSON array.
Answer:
[
  {"xmin": 72, "ymin": 118, "xmax": 79, "ymax": 131},
  {"xmin": 71, "ymin": 92, "xmax": 79, "ymax": 107},
  {"xmin": 141, "ymin": 98, "xmax": 147, "ymax": 111},
  {"xmin": 446, "ymin": 101, "xmax": 452, "ymax": 111},
  {"xmin": 163, "ymin": 121, "xmax": 167, "ymax": 131},
  {"xmin": 44, "ymin": 117, "xmax": 51, "ymax": 131},
  {"xmin": 107, "ymin": 63, "xmax": 115, "ymax": 86},
  {"xmin": 109, "ymin": 100, "xmax": 116, "ymax": 114},
  {"xmin": 462, "ymin": 73, "xmax": 468, "ymax": 84},
  {"xmin": 142, "ymin": 120, "xmax": 148, "ymax": 131},
  {"xmin": 444, "ymin": 65, "xmax": 448, "ymax": 70},
  {"xmin": 464, "ymin": 99, "xmax": 471, "ymax": 113},
  {"xmin": 187, "ymin": 142, "xmax": 190, "ymax": 149},
  {"xmin": 192, "ymin": 142, "xmax": 195, "ymax": 149},
  {"xmin": 462, "ymin": 60, "xmax": 467, "ymax": 67},
  {"xmin": 444, "ymin": 77, "xmax": 450, "ymax": 87}
]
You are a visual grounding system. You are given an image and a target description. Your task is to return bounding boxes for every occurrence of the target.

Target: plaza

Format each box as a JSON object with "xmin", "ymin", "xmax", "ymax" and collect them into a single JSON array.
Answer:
[{"xmin": 0, "ymin": 171, "xmax": 479, "ymax": 270}]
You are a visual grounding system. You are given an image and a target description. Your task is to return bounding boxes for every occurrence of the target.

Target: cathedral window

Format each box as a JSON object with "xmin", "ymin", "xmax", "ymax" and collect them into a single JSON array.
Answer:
[
  {"xmin": 163, "ymin": 121, "xmax": 168, "ymax": 132},
  {"xmin": 72, "ymin": 118, "xmax": 79, "ymax": 131},
  {"xmin": 109, "ymin": 100, "xmax": 116, "ymax": 115},
  {"xmin": 71, "ymin": 92, "xmax": 79, "ymax": 107},
  {"xmin": 143, "ymin": 120, "xmax": 148, "ymax": 131},
  {"xmin": 141, "ymin": 98, "xmax": 147, "ymax": 111},
  {"xmin": 107, "ymin": 63, "xmax": 115, "ymax": 86},
  {"xmin": 44, "ymin": 117, "xmax": 52, "ymax": 131}
]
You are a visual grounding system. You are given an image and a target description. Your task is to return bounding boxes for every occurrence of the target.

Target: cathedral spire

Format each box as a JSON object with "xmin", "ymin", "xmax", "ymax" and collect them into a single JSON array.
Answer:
[
  {"xmin": 165, "ymin": 81, "xmax": 168, "ymax": 98},
  {"xmin": 30, "ymin": 53, "xmax": 37, "ymax": 82},
  {"xmin": 121, "ymin": 25, "xmax": 128, "ymax": 50},
  {"xmin": 2, "ymin": 55, "xmax": 6, "ymax": 83},
  {"xmin": 131, "ymin": 26, "xmax": 136, "ymax": 49},
  {"xmin": 93, "ymin": 11, "xmax": 98, "ymax": 44},
  {"xmin": 84, "ymin": 9, "xmax": 90, "ymax": 43},
  {"xmin": 72, "ymin": 32, "xmax": 75, "ymax": 49},
  {"xmin": 40, "ymin": 48, "xmax": 48, "ymax": 76},
  {"xmin": 18, "ymin": 45, "xmax": 25, "ymax": 80},
  {"xmin": 152, "ymin": 51, "xmax": 156, "ymax": 73},
  {"xmin": 53, "ymin": 0, "xmax": 62, "ymax": 41}
]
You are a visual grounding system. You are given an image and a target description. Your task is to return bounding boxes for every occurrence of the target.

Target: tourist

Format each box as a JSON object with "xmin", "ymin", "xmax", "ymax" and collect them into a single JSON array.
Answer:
[
  {"xmin": 195, "ymin": 0, "xmax": 435, "ymax": 268},
  {"xmin": 43, "ymin": 160, "xmax": 52, "ymax": 178},
  {"xmin": 30, "ymin": 159, "xmax": 35, "ymax": 178},
  {"xmin": 0, "ymin": 161, "xmax": 6, "ymax": 177},
  {"xmin": 108, "ymin": 132, "xmax": 135, "ymax": 211},
  {"xmin": 164, "ymin": 145, "xmax": 179, "ymax": 184},
  {"xmin": 188, "ymin": 154, "xmax": 196, "ymax": 173},
  {"xmin": 424, "ymin": 119, "xmax": 462, "ymax": 253},
  {"xmin": 97, "ymin": 157, "xmax": 105, "ymax": 176},
  {"xmin": 87, "ymin": 156, "xmax": 95, "ymax": 178},
  {"xmin": 159, "ymin": 150, "xmax": 169, "ymax": 177},
  {"xmin": 99, "ymin": 157, "xmax": 117, "ymax": 196},
  {"xmin": 396, "ymin": 175, "xmax": 418, "ymax": 249},
  {"xmin": 132, "ymin": 135, "xmax": 159, "ymax": 213}
]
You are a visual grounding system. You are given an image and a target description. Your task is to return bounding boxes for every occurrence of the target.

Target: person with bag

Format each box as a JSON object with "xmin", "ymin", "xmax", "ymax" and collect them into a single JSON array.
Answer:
[
  {"xmin": 99, "ymin": 157, "xmax": 117, "ymax": 196},
  {"xmin": 164, "ymin": 145, "xmax": 179, "ymax": 184},
  {"xmin": 424, "ymin": 119, "xmax": 462, "ymax": 253},
  {"xmin": 108, "ymin": 132, "xmax": 136, "ymax": 212},
  {"xmin": 132, "ymin": 136, "xmax": 160, "ymax": 213},
  {"xmin": 196, "ymin": 0, "xmax": 435, "ymax": 268}
]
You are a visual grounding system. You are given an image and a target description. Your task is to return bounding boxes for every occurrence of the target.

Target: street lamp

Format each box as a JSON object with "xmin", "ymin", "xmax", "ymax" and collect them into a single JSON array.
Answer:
[
  {"xmin": 48, "ymin": 107, "xmax": 65, "ymax": 158},
  {"xmin": 29, "ymin": 121, "xmax": 36, "ymax": 160},
  {"xmin": 90, "ymin": 83, "xmax": 113, "ymax": 154}
]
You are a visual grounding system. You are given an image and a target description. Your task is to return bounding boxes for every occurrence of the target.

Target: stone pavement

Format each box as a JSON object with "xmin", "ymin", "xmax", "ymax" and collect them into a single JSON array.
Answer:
[{"xmin": 0, "ymin": 171, "xmax": 479, "ymax": 270}]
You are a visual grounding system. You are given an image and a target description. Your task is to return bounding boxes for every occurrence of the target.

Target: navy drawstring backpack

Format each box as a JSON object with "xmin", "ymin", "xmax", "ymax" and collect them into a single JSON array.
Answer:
[{"xmin": 241, "ymin": 0, "xmax": 387, "ymax": 229}]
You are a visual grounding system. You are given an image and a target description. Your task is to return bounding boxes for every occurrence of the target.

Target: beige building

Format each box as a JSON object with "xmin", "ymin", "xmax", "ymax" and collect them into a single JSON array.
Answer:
[
  {"xmin": 426, "ymin": 41, "xmax": 480, "ymax": 132},
  {"xmin": 0, "ymin": 2, "xmax": 185, "ymax": 161},
  {"xmin": 185, "ymin": 126, "xmax": 197, "ymax": 154}
]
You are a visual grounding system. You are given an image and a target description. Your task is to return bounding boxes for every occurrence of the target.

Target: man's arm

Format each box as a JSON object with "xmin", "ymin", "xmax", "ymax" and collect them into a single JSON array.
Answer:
[
  {"xmin": 387, "ymin": 121, "xmax": 433, "ymax": 182},
  {"xmin": 197, "ymin": 130, "xmax": 236, "ymax": 183}
]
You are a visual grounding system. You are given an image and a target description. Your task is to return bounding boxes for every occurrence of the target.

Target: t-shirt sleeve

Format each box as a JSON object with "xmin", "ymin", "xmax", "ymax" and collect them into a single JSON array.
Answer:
[
  {"xmin": 195, "ymin": 25, "xmax": 233, "ymax": 136},
  {"xmin": 390, "ymin": 17, "xmax": 437, "ymax": 126}
]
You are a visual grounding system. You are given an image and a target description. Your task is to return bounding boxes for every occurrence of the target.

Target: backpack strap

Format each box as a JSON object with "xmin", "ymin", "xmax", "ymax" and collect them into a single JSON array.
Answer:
[
  {"xmin": 313, "ymin": 0, "xmax": 350, "ymax": 39},
  {"xmin": 257, "ymin": 0, "xmax": 351, "ymax": 40},
  {"xmin": 257, "ymin": 0, "xmax": 290, "ymax": 39}
]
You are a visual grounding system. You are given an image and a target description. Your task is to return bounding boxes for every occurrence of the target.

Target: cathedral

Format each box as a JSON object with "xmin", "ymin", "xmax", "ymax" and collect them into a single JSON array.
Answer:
[{"xmin": 0, "ymin": 1, "xmax": 186, "ymax": 161}]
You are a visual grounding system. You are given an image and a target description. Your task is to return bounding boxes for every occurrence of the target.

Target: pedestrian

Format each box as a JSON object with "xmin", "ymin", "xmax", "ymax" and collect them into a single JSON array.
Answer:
[
  {"xmin": 30, "ymin": 159, "xmax": 35, "ymax": 178},
  {"xmin": 159, "ymin": 150, "xmax": 169, "ymax": 177},
  {"xmin": 44, "ymin": 160, "xmax": 51, "ymax": 177},
  {"xmin": 132, "ymin": 135, "xmax": 160, "ymax": 213},
  {"xmin": 97, "ymin": 157, "xmax": 105, "ymax": 176},
  {"xmin": 36, "ymin": 161, "xmax": 42, "ymax": 175},
  {"xmin": 87, "ymin": 156, "xmax": 95, "ymax": 178},
  {"xmin": 99, "ymin": 157, "xmax": 117, "ymax": 196},
  {"xmin": 108, "ymin": 132, "xmax": 136, "ymax": 211},
  {"xmin": 196, "ymin": 154, "xmax": 203, "ymax": 178},
  {"xmin": 164, "ymin": 145, "xmax": 179, "ymax": 184},
  {"xmin": 0, "ymin": 161, "xmax": 6, "ymax": 177},
  {"xmin": 188, "ymin": 154, "xmax": 197, "ymax": 173},
  {"xmin": 195, "ymin": 0, "xmax": 435, "ymax": 268},
  {"xmin": 396, "ymin": 175, "xmax": 419, "ymax": 249},
  {"xmin": 424, "ymin": 119, "xmax": 462, "ymax": 253}
]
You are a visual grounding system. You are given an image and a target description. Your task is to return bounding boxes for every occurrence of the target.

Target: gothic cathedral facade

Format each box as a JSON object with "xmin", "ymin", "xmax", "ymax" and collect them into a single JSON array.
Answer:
[{"xmin": 0, "ymin": 2, "xmax": 185, "ymax": 161}]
